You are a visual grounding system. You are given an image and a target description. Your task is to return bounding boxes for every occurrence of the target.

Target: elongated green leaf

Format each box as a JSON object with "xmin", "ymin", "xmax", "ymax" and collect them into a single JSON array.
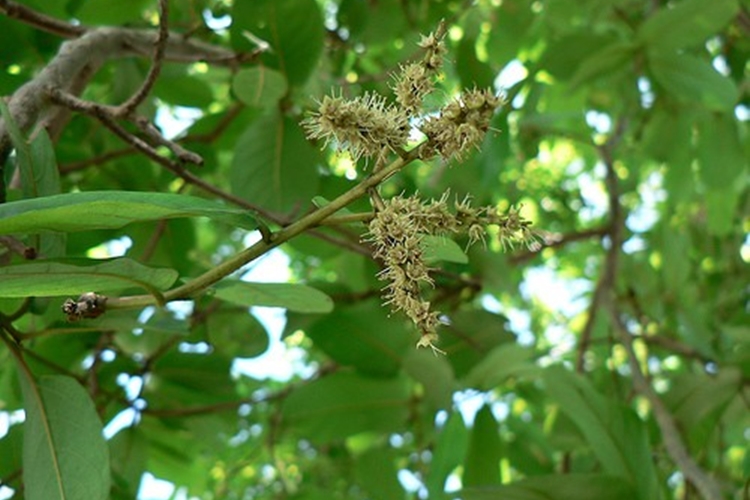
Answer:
[
  {"xmin": 422, "ymin": 235, "xmax": 469, "ymax": 264},
  {"xmin": 542, "ymin": 367, "xmax": 660, "ymax": 500},
  {"xmin": 1, "ymin": 101, "xmax": 66, "ymax": 257},
  {"xmin": 233, "ymin": 67, "xmax": 288, "ymax": 108},
  {"xmin": 0, "ymin": 191, "xmax": 257, "ymax": 235},
  {"xmin": 231, "ymin": 0, "xmax": 324, "ymax": 85},
  {"xmin": 637, "ymin": 0, "xmax": 739, "ymax": 52},
  {"xmin": 230, "ymin": 110, "xmax": 319, "ymax": 212},
  {"xmin": 461, "ymin": 474, "xmax": 636, "ymax": 500},
  {"xmin": 648, "ymin": 52, "xmax": 739, "ymax": 112},
  {"xmin": 0, "ymin": 101, "xmax": 62, "ymax": 200},
  {"xmin": 0, "ymin": 258, "xmax": 178, "ymax": 297},
  {"xmin": 214, "ymin": 280, "xmax": 333, "ymax": 313},
  {"xmin": 463, "ymin": 405, "xmax": 502, "ymax": 487},
  {"xmin": 19, "ymin": 373, "xmax": 110, "ymax": 500},
  {"xmin": 281, "ymin": 372, "xmax": 410, "ymax": 443},
  {"xmin": 426, "ymin": 411, "xmax": 469, "ymax": 498}
]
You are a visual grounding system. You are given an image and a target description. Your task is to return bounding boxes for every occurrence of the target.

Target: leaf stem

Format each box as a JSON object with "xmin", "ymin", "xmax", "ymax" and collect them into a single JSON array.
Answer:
[{"xmin": 107, "ymin": 145, "xmax": 424, "ymax": 310}]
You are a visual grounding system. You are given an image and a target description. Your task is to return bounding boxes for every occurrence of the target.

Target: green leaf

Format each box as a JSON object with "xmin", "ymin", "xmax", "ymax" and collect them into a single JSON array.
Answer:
[
  {"xmin": 109, "ymin": 428, "xmax": 148, "ymax": 499},
  {"xmin": 568, "ymin": 42, "xmax": 635, "ymax": 89},
  {"xmin": 0, "ymin": 421, "xmax": 23, "ymax": 483},
  {"xmin": 0, "ymin": 102, "xmax": 61, "ymax": 200},
  {"xmin": 230, "ymin": 110, "xmax": 320, "ymax": 212},
  {"xmin": 214, "ymin": 280, "xmax": 333, "ymax": 313},
  {"xmin": 232, "ymin": 67, "xmax": 289, "ymax": 108},
  {"xmin": 73, "ymin": 0, "xmax": 150, "ymax": 24},
  {"xmin": 648, "ymin": 52, "xmax": 739, "ymax": 111},
  {"xmin": 542, "ymin": 367, "xmax": 660, "ymax": 500},
  {"xmin": 354, "ymin": 447, "xmax": 405, "ymax": 500},
  {"xmin": 426, "ymin": 412, "xmax": 469, "ymax": 498},
  {"xmin": 461, "ymin": 474, "xmax": 637, "ymax": 500},
  {"xmin": 231, "ymin": 0, "xmax": 324, "ymax": 85},
  {"xmin": 202, "ymin": 308, "xmax": 270, "ymax": 359},
  {"xmin": 0, "ymin": 101, "xmax": 66, "ymax": 257},
  {"xmin": 147, "ymin": 351, "xmax": 237, "ymax": 409},
  {"xmin": 0, "ymin": 191, "xmax": 257, "ymax": 235},
  {"xmin": 464, "ymin": 343, "xmax": 538, "ymax": 390},
  {"xmin": 305, "ymin": 301, "xmax": 412, "ymax": 376},
  {"xmin": 704, "ymin": 187, "xmax": 740, "ymax": 236},
  {"xmin": 0, "ymin": 258, "xmax": 178, "ymax": 297},
  {"xmin": 402, "ymin": 348, "xmax": 455, "ymax": 411},
  {"xmin": 422, "ymin": 235, "xmax": 469, "ymax": 264},
  {"xmin": 151, "ymin": 64, "xmax": 214, "ymax": 108},
  {"xmin": 463, "ymin": 405, "xmax": 502, "ymax": 487},
  {"xmin": 281, "ymin": 372, "xmax": 410, "ymax": 443},
  {"xmin": 665, "ymin": 368, "xmax": 742, "ymax": 430},
  {"xmin": 440, "ymin": 310, "xmax": 516, "ymax": 378},
  {"xmin": 697, "ymin": 113, "xmax": 746, "ymax": 189},
  {"xmin": 18, "ymin": 373, "xmax": 110, "ymax": 500},
  {"xmin": 637, "ymin": 0, "xmax": 739, "ymax": 52}
]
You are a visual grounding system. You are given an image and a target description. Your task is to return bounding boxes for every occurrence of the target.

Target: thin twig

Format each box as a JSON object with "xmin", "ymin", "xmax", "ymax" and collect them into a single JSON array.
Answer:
[
  {"xmin": 593, "ymin": 116, "xmax": 722, "ymax": 500},
  {"xmin": 0, "ymin": 0, "xmax": 85, "ymax": 38},
  {"xmin": 509, "ymin": 226, "xmax": 608, "ymax": 265},
  {"xmin": 608, "ymin": 308, "xmax": 723, "ymax": 500},
  {"xmin": 115, "ymin": 0, "xmax": 169, "ymax": 117}
]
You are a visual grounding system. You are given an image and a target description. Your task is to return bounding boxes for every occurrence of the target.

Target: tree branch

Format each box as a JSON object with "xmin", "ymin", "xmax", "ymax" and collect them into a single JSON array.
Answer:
[
  {"xmin": 0, "ymin": 0, "xmax": 85, "ymax": 38},
  {"xmin": 0, "ymin": 25, "xmax": 243, "ymax": 161},
  {"xmin": 607, "ymin": 307, "xmax": 723, "ymax": 500},
  {"xmin": 591, "ymin": 117, "xmax": 722, "ymax": 500},
  {"xmin": 106, "ymin": 145, "xmax": 426, "ymax": 310},
  {"xmin": 115, "ymin": 0, "xmax": 169, "ymax": 118}
]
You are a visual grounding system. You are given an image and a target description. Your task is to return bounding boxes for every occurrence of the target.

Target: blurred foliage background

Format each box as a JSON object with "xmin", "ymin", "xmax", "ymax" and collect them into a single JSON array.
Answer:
[{"xmin": 0, "ymin": 0, "xmax": 748, "ymax": 499}]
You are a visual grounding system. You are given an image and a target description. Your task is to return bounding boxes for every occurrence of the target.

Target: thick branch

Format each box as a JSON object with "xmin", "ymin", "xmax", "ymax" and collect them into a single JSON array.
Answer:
[{"xmin": 0, "ymin": 26, "xmax": 240, "ymax": 159}]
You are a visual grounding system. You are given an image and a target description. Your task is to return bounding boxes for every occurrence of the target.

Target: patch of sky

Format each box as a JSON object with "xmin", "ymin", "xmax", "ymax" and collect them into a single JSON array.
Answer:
[
  {"xmin": 495, "ymin": 59, "xmax": 528, "ymax": 107},
  {"xmin": 154, "ymin": 104, "xmax": 203, "ymax": 141}
]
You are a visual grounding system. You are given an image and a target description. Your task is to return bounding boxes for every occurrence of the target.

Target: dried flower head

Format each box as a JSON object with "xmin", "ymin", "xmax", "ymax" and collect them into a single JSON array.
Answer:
[{"xmin": 302, "ymin": 93, "xmax": 409, "ymax": 160}]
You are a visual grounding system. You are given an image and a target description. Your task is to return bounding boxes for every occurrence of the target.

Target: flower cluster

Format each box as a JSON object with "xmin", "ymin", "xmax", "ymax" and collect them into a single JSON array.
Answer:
[
  {"xmin": 367, "ymin": 196, "xmax": 442, "ymax": 351},
  {"xmin": 421, "ymin": 89, "xmax": 503, "ymax": 161},
  {"xmin": 367, "ymin": 194, "xmax": 533, "ymax": 351},
  {"xmin": 302, "ymin": 93, "xmax": 409, "ymax": 160},
  {"xmin": 392, "ymin": 23, "xmax": 448, "ymax": 114},
  {"xmin": 303, "ymin": 24, "xmax": 503, "ymax": 165}
]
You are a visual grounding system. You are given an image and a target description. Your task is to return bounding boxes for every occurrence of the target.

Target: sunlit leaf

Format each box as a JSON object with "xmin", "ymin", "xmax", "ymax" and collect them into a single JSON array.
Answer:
[{"xmin": 422, "ymin": 235, "xmax": 469, "ymax": 264}]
